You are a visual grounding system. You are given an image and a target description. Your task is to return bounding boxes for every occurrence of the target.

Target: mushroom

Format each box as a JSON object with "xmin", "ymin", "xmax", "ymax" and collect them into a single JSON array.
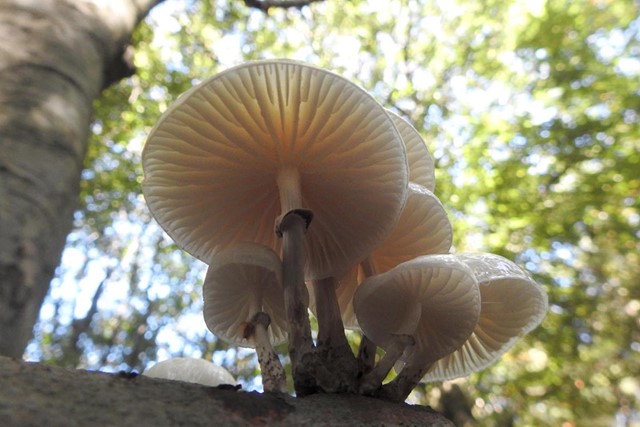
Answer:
[
  {"xmin": 421, "ymin": 253, "xmax": 548, "ymax": 382},
  {"xmin": 353, "ymin": 255, "xmax": 480, "ymax": 401},
  {"xmin": 202, "ymin": 242, "xmax": 288, "ymax": 393},
  {"xmin": 307, "ymin": 182, "xmax": 452, "ymax": 373},
  {"xmin": 359, "ymin": 183, "xmax": 452, "ymax": 282},
  {"xmin": 143, "ymin": 357, "xmax": 236, "ymax": 387},
  {"xmin": 141, "ymin": 60, "xmax": 409, "ymax": 393},
  {"xmin": 386, "ymin": 111, "xmax": 435, "ymax": 191}
]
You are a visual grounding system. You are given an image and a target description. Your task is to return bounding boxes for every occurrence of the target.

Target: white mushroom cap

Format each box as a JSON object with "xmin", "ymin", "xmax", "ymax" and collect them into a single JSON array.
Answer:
[
  {"xmin": 364, "ymin": 183, "xmax": 452, "ymax": 275},
  {"xmin": 387, "ymin": 111, "xmax": 435, "ymax": 191},
  {"xmin": 142, "ymin": 59, "xmax": 408, "ymax": 280},
  {"xmin": 315, "ymin": 183, "xmax": 452, "ymax": 328},
  {"xmin": 353, "ymin": 254, "xmax": 481, "ymax": 366},
  {"xmin": 422, "ymin": 253, "xmax": 548, "ymax": 382},
  {"xmin": 202, "ymin": 242, "xmax": 288, "ymax": 347},
  {"xmin": 143, "ymin": 357, "xmax": 236, "ymax": 386}
]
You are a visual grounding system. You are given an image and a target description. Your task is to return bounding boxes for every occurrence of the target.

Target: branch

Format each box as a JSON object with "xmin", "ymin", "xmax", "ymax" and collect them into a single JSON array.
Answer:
[
  {"xmin": 244, "ymin": 0, "xmax": 324, "ymax": 12},
  {"xmin": 0, "ymin": 357, "xmax": 454, "ymax": 426}
]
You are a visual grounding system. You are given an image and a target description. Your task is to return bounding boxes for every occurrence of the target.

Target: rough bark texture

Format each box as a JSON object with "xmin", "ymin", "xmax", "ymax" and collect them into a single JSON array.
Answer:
[
  {"xmin": 0, "ymin": 0, "xmax": 163, "ymax": 358},
  {"xmin": 0, "ymin": 356, "xmax": 453, "ymax": 426}
]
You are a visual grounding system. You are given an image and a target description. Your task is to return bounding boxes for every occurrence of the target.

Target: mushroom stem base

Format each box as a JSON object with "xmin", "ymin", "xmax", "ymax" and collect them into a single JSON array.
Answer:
[
  {"xmin": 247, "ymin": 312, "xmax": 287, "ymax": 393},
  {"xmin": 376, "ymin": 361, "xmax": 430, "ymax": 403},
  {"xmin": 359, "ymin": 334, "xmax": 414, "ymax": 395},
  {"xmin": 357, "ymin": 335, "xmax": 377, "ymax": 377},
  {"xmin": 312, "ymin": 277, "xmax": 358, "ymax": 393}
]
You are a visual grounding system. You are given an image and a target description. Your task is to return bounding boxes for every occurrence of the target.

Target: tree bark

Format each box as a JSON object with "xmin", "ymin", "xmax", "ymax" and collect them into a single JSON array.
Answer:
[
  {"xmin": 0, "ymin": 356, "xmax": 453, "ymax": 426},
  {"xmin": 0, "ymin": 0, "xmax": 163, "ymax": 358}
]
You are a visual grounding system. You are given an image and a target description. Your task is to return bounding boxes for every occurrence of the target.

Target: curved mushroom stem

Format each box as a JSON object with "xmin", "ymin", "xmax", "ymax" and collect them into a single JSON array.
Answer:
[
  {"xmin": 357, "ymin": 335, "xmax": 377, "ymax": 376},
  {"xmin": 356, "ymin": 256, "xmax": 379, "ymax": 376},
  {"xmin": 312, "ymin": 277, "xmax": 358, "ymax": 392},
  {"xmin": 358, "ymin": 334, "xmax": 415, "ymax": 395},
  {"xmin": 375, "ymin": 361, "xmax": 431, "ymax": 403},
  {"xmin": 276, "ymin": 208, "xmax": 316, "ymax": 395},
  {"xmin": 245, "ymin": 312, "xmax": 287, "ymax": 393}
]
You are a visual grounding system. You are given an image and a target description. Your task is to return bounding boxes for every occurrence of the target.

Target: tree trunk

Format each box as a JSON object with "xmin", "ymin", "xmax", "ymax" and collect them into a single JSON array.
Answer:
[
  {"xmin": 0, "ymin": 0, "xmax": 162, "ymax": 358},
  {"xmin": 0, "ymin": 356, "xmax": 453, "ymax": 426}
]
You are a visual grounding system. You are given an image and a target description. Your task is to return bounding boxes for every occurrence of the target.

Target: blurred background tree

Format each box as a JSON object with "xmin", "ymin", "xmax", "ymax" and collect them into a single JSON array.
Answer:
[{"xmin": 19, "ymin": 0, "xmax": 639, "ymax": 425}]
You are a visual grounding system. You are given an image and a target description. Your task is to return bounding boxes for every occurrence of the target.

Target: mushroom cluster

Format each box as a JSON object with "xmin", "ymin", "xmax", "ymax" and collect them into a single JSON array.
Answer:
[{"xmin": 141, "ymin": 59, "xmax": 548, "ymax": 402}]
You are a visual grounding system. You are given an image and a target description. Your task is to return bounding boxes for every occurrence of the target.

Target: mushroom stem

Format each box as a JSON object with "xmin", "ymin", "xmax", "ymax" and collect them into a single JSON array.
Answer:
[
  {"xmin": 312, "ymin": 277, "xmax": 359, "ymax": 391},
  {"xmin": 313, "ymin": 277, "xmax": 351, "ymax": 350},
  {"xmin": 376, "ymin": 361, "xmax": 431, "ymax": 403},
  {"xmin": 276, "ymin": 167, "xmax": 303, "ymax": 212},
  {"xmin": 360, "ymin": 256, "xmax": 378, "ymax": 278},
  {"xmin": 245, "ymin": 312, "xmax": 287, "ymax": 393},
  {"xmin": 276, "ymin": 209, "xmax": 315, "ymax": 395},
  {"xmin": 358, "ymin": 334, "xmax": 414, "ymax": 395},
  {"xmin": 357, "ymin": 335, "xmax": 377, "ymax": 376},
  {"xmin": 356, "ymin": 256, "xmax": 379, "ymax": 375}
]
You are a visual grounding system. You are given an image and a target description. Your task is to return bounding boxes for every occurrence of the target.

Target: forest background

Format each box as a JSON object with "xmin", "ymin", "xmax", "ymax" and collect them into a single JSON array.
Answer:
[{"xmin": 10, "ymin": 0, "xmax": 639, "ymax": 426}]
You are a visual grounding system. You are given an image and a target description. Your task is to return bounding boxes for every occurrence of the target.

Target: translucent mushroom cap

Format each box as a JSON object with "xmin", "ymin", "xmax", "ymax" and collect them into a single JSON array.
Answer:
[
  {"xmin": 353, "ymin": 255, "xmax": 481, "ymax": 366},
  {"xmin": 315, "ymin": 183, "xmax": 452, "ymax": 329},
  {"xmin": 142, "ymin": 59, "xmax": 408, "ymax": 280},
  {"xmin": 202, "ymin": 242, "xmax": 288, "ymax": 348},
  {"xmin": 387, "ymin": 111, "xmax": 435, "ymax": 191},
  {"xmin": 422, "ymin": 253, "xmax": 549, "ymax": 382},
  {"xmin": 143, "ymin": 357, "xmax": 236, "ymax": 387}
]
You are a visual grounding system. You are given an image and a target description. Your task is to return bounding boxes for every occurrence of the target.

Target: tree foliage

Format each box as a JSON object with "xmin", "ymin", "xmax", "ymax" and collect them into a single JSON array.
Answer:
[{"xmin": 26, "ymin": 0, "xmax": 639, "ymax": 425}]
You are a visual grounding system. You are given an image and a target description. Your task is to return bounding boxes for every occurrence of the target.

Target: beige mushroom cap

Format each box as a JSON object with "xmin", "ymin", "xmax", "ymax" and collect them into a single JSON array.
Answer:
[
  {"xmin": 353, "ymin": 254, "xmax": 481, "ymax": 366},
  {"xmin": 142, "ymin": 59, "xmax": 408, "ymax": 280},
  {"xmin": 202, "ymin": 242, "xmax": 287, "ymax": 348},
  {"xmin": 313, "ymin": 183, "xmax": 452, "ymax": 329},
  {"xmin": 422, "ymin": 253, "xmax": 548, "ymax": 382},
  {"xmin": 387, "ymin": 111, "xmax": 435, "ymax": 191},
  {"xmin": 143, "ymin": 357, "xmax": 236, "ymax": 386}
]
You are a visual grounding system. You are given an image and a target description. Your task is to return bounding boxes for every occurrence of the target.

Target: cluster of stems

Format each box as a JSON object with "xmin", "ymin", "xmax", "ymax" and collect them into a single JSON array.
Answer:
[
  {"xmin": 270, "ymin": 209, "xmax": 419, "ymax": 402},
  {"xmin": 247, "ymin": 167, "xmax": 421, "ymax": 401}
]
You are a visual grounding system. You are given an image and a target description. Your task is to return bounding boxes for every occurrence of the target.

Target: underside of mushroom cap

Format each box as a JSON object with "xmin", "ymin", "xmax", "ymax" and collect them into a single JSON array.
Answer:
[
  {"xmin": 327, "ymin": 183, "xmax": 453, "ymax": 329},
  {"xmin": 422, "ymin": 253, "xmax": 548, "ymax": 382},
  {"xmin": 354, "ymin": 254, "xmax": 481, "ymax": 365},
  {"xmin": 387, "ymin": 111, "xmax": 435, "ymax": 191},
  {"xmin": 202, "ymin": 242, "xmax": 288, "ymax": 348},
  {"xmin": 366, "ymin": 183, "xmax": 452, "ymax": 275},
  {"xmin": 142, "ymin": 59, "xmax": 408, "ymax": 280}
]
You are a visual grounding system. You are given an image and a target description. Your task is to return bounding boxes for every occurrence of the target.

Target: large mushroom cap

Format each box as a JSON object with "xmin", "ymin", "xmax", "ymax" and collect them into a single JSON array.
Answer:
[
  {"xmin": 316, "ymin": 182, "xmax": 452, "ymax": 329},
  {"xmin": 353, "ymin": 254, "xmax": 481, "ymax": 365},
  {"xmin": 143, "ymin": 357, "xmax": 236, "ymax": 386},
  {"xmin": 422, "ymin": 253, "xmax": 548, "ymax": 382},
  {"xmin": 142, "ymin": 59, "xmax": 408, "ymax": 279},
  {"xmin": 202, "ymin": 242, "xmax": 288, "ymax": 347},
  {"xmin": 387, "ymin": 111, "xmax": 435, "ymax": 191}
]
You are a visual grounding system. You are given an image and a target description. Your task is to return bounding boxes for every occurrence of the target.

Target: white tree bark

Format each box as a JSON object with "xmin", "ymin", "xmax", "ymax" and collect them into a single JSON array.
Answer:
[{"xmin": 0, "ymin": 0, "xmax": 163, "ymax": 358}]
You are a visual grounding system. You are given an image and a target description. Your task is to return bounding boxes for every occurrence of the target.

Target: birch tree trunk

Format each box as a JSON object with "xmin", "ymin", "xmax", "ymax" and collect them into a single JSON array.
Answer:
[{"xmin": 0, "ymin": 0, "xmax": 163, "ymax": 358}]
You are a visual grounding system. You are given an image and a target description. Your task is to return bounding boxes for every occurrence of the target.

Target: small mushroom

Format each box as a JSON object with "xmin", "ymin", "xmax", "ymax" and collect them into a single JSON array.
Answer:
[
  {"xmin": 308, "ymin": 182, "xmax": 452, "ymax": 375},
  {"xmin": 202, "ymin": 242, "xmax": 288, "ymax": 393},
  {"xmin": 309, "ymin": 183, "xmax": 452, "ymax": 330},
  {"xmin": 143, "ymin": 357, "xmax": 236, "ymax": 387},
  {"xmin": 353, "ymin": 255, "xmax": 480, "ymax": 401},
  {"xmin": 421, "ymin": 253, "xmax": 548, "ymax": 382},
  {"xmin": 142, "ymin": 60, "xmax": 409, "ymax": 393}
]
